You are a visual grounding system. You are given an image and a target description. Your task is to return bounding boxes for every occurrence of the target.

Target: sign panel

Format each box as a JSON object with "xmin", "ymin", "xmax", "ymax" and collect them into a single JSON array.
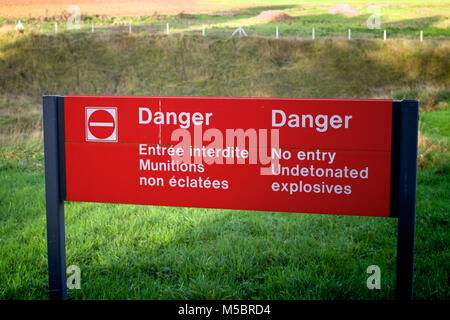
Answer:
[{"xmin": 64, "ymin": 96, "xmax": 393, "ymax": 217}]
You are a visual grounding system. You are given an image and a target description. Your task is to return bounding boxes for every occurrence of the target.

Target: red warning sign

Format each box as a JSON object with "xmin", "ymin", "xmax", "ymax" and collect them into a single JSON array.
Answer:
[
  {"xmin": 85, "ymin": 107, "xmax": 117, "ymax": 142},
  {"xmin": 65, "ymin": 96, "xmax": 394, "ymax": 217}
]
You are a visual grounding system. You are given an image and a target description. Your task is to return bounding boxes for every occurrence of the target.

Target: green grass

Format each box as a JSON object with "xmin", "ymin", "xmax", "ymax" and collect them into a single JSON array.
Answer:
[
  {"xmin": 0, "ymin": 28, "xmax": 448, "ymax": 299},
  {"xmin": 420, "ymin": 109, "xmax": 450, "ymax": 141},
  {"xmin": 0, "ymin": 114, "xmax": 448, "ymax": 299}
]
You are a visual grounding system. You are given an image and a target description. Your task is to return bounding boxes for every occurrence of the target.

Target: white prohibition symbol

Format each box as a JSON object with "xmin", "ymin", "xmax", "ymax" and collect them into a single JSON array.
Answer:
[{"xmin": 85, "ymin": 107, "xmax": 118, "ymax": 142}]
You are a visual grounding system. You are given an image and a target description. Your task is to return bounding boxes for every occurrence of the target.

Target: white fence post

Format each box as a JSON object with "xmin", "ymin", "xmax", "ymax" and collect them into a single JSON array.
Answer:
[
  {"xmin": 14, "ymin": 20, "xmax": 24, "ymax": 31},
  {"xmin": 202, "ymin": 24, "xmax": 205, "ymax": 36},
  {"xmin": 91, "ymin": 22, "xmax": 94, "ymax": 33},
  {"xmin": 312, "ymin": 27, "xmax": 315, "ymax": 40},
  {"xmin": 348, "ymin": 29, "xmax": 351, "ymax": 40},
  {"xmin": 276, "ymin": 26, "xmax": 279, "ymax": 39},
  {"xmin": 129, "ymin": 22, "xmax": 132, "ymax": 34},
  {"xmin": 55, "ymin": 22, "xmax": 58, "ymax": 33},
  {"xmin": 383, "ymin": 29, "xmax": 387, "ymax": 41},
  {"xmin": 420, "ymin": 30, "xmax": 423, "ymax": 42},
  {"xmin": 166, "ymin": 23, "xmax": 169, "ymax": 35},
  {"xmin": 231, "ymin": 25, "xmax": 248, "ymax": 38}
]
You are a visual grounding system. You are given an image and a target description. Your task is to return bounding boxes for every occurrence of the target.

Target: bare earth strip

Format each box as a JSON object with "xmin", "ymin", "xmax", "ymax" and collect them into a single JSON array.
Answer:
[{"xmin": 0, "ymin": 0, "xmax": 259, "ymax": 18}]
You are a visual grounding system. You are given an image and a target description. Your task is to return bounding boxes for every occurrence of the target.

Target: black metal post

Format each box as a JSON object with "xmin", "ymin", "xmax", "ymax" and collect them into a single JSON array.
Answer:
[
  {"xmin": 395, "ymin": 100, "xmax": 419, "ymax": 300},
  {"xmin": 43, "ymin": 95, "xmax": 67, "ymax": 300}
]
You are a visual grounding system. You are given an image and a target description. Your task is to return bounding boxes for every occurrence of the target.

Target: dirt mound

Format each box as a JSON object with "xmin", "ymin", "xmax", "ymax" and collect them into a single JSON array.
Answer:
[
  {"xmin": 328, "ymin": 3, "xmax": 361, "ymax": 16},
  {"xmin": 178, "ymin": 11, "xmax": 197, "ymax": 19},
  {"xmin": 255, "ymin": 10, "xmax": 293, "ymax": 22}
]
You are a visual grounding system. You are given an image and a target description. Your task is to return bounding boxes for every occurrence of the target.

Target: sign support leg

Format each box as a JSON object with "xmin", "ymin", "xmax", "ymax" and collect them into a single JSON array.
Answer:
[
  {"xmin": 395, "ymin": 100, "xmax": 419, "ymax": 300},
  {"xmin": 43, "ymin": 95, "xmax": 67, "ymax": 300}
]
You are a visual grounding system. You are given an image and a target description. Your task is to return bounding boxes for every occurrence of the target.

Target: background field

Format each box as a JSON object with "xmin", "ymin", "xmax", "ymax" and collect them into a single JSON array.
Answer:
[
  {"xmin": 0, "ymin": 1, "xmax": 449, "ymax": 300},
  {"xmin": 0, "ymin": 1, "xmax": 449, "ymax": 40}
]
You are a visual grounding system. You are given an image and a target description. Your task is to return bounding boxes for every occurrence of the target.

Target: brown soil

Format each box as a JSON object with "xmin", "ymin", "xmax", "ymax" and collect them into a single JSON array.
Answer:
[
  {"xmin": 328, "ymin": 3, "xmax": 361, "ymax": 16},
  {"xmin": 255, "ymin": 10, "xmax": 293, "ymax": 22},
  {"xmin": 0, "ymin": 0, "xmax": 250, "ymax": 18}
]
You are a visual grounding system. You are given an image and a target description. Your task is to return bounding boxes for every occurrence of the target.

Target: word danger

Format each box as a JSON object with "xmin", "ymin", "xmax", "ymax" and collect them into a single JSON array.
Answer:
[
  {"xmin": 272, "ymin": 109, "xmax": 353, "ymax": 132},
  {"xmin": 139, "ymin": 108, "xmax": 213, "ymax": 128}
]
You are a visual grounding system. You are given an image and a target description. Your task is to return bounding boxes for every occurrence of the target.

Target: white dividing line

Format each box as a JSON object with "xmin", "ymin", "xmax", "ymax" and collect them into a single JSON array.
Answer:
[
  {"xmin": 90, "ymin": 122, "xmax": 114, "ymax": 127},
  {"xmin": 158, "ymin": 100, "xmax": 162, "ymax": 145}
]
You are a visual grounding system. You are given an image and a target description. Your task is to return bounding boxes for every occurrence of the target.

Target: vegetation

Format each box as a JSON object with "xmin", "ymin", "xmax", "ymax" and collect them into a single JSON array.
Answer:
[
  {"xmin": 0, "ymin": 2, "xmax": 448, "ymax": 300},
  {"xmin": 0, "ymin": 1, "xmax": 449, "ymax": 40}
]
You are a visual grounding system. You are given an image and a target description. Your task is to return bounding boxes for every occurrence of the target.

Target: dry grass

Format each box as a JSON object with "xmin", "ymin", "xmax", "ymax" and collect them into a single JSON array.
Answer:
[
  {"xmin": 0, "ymin": 33, "xmax": 447, "ymax": 169},
  {"xmin": 417, "ymin": 135, "xmax": 449, "ymax": 172}
]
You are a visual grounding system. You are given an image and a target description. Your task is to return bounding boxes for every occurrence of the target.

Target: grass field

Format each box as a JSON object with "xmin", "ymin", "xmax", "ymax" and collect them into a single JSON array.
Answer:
[
  {"xmin": 0, "ymin": 1, "xmax": 449, "ymax": 40},
  {"xmin": 0, "ymin": 109, "xmax": 448, "ymax": 299},
  {"xmin": 0, "ymin": 0, "xmax": 449, "ymax": 300},
  {"xmin": 0, "ymin": 30, "xmax": 448, "ymax": 299}
]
